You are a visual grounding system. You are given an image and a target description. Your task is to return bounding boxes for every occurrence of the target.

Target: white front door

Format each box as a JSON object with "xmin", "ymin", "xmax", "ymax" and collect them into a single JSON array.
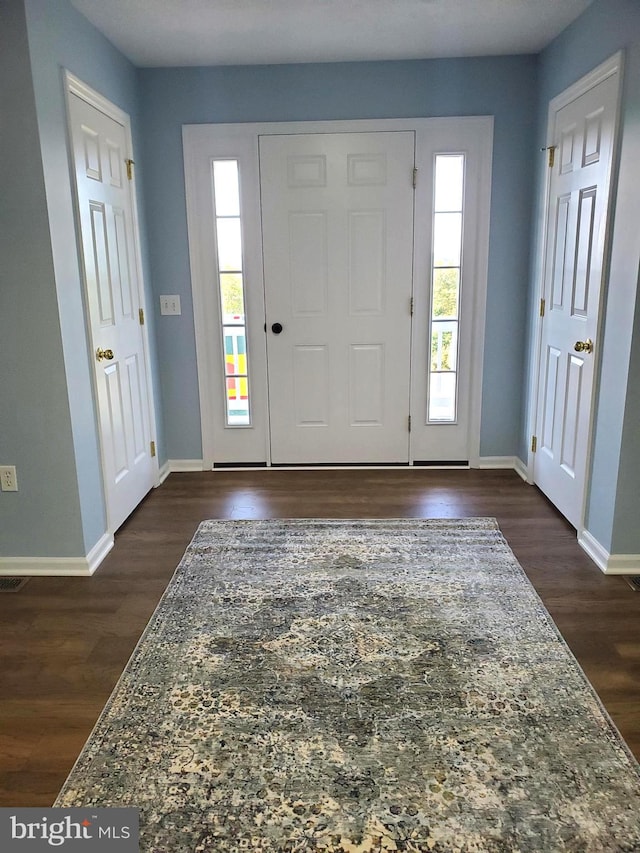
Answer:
[
  {"xmin": 260, "ymin": 132, "xmax": 415, "ymax": 464},
  {"xmin": 68, "ymin": 87, "xmax": 156, "ymax": 531},
  {"xmin": 534, "ymin": 63, "xmax": 620, "ymax": 527},
  {"xmin": 182, "ymin": 118, "xmax": 493, "ymax": 469}
]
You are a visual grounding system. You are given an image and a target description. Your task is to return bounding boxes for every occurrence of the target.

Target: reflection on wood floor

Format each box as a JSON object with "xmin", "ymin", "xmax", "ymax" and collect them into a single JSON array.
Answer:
[{"xmin": 1, "ymin": 469, "xmax": 638, "ymax": 807}]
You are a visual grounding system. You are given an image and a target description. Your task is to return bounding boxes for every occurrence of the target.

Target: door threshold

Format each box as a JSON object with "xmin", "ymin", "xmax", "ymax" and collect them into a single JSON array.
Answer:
[{"xmin": 211, "ymin": 463, "xmax": 471, "ymax": 472}]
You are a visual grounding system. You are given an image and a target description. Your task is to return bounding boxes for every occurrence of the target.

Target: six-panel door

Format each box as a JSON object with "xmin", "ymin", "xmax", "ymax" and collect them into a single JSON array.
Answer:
[
  {"xmin": 260, "ymin": 132, "xmax": 415, "ymax": 464},
  {"xmin": 69, "ymin": 93, "xmax": 155, "ymax": 530},
  {"xmin": 534, "ymin": 71, "xmax": 618, "ymax": 527}
]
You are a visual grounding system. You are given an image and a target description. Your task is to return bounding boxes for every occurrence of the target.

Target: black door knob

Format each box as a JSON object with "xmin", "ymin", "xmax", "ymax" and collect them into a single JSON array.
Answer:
[{"xmin": 271, "ymin": 322, "xmax": 283, "ymax": 334}]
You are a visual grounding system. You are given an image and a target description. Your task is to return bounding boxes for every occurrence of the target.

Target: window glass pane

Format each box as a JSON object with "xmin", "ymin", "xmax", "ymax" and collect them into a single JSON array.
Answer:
[
  {"xmin": 216, "ymin": 218, "xmax": 242, "ymax": 271},
  {"xmin": 225, "ymin": 377, "xmax": 250, "ymax": 426},
  {"xmin": 220, "ymin": 273, "xmax": 245, "ymax": 321},
  {"xmin": 213, "ymin": 159, "xmax": 251, "ymax": 426},
  {"xmin": 433, "ymin": 213, "xmax": 462, "ymax": 267},
  {"xmin": 434, "ymin": 155, "xmax": 464, "ymax": 212},
  {"xmin": 431, "ymin": 321, "xmax": 458, "ymax": 372},
  {"xmin": 213, "ymin": 160, "xmax": 240, "ymax": 217},
  {"xmin": 432, "ymin": 268, "xmax": 459, "ymax": 319},
  {"xmin": 428, "ymin": 154, "xmax": 464, "ymax": 426},
  {"xmin": 223, "ymin": 327, "xmax": 247, "ymax": 378},
  {"xmin": 429, "ymin": 372, "xmax": 457, "ymax": 422}
]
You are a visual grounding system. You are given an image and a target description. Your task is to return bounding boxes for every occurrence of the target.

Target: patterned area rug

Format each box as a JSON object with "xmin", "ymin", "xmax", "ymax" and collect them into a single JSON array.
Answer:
[{"xmin": 56, "ymin": 519, "xmax": 640, "ymax": 852}]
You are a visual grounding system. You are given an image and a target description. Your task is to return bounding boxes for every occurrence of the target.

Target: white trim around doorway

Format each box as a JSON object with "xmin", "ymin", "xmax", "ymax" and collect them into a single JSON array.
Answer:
[
  {"xmin": 183, "ymin": 117, "xmax": 493, "ymax": 470},
  {"xmin": 526, "ymin": 51, "xmax": 624, "ymax": 536},
  {"xmin": 63, "ymin": 71, "xmax": 161, "ymax": 535}
]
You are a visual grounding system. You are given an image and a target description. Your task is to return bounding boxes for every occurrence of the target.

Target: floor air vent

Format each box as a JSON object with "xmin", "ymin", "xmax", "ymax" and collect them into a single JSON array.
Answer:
[
  {"xmin": 0, "ymin": 577, "xmax": 30, "ymax": 593},
  {"xmin": 624, "ymin": 576, "xmax": 640, "ymax": 592}
]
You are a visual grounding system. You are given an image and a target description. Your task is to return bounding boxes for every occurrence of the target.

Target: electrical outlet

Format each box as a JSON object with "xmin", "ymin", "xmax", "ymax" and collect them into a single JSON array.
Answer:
[
  {"xmin": 0, "ymin": 466, "xmax": 18, "ymax": 492},
  {"xmin": 160, "ymin": 295, "xmax": 181, "ymax": 315}
]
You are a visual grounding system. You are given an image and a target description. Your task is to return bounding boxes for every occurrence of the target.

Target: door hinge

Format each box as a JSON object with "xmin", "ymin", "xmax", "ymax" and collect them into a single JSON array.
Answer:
[
  {"xmin": 539, "ymin": 298, "xmax": 545, "ymax": 318},
  {"xmin": 412, "ymin": 167, "xmax": 418, "ymax": 189},
  {"xmin": 125, "ymin": 158, "xmax": 135, "ymax": 181},
  {"xmin": 408, "ymin": 415, "xmax": 412, "ymax": 433},
  {"xmin": 139, "ymin": 307, "xmax": 145, "ymax": 325},
  {"xmin": 531, "ymin": 435, "xmax": 537, "ymax": 453},
  {"xmin": 150, "ymin": 440, "xmax": 156, "ymax": 458},
  {"xmin": 410, "ymin": 297, "xmax": 414, "ymax": 316},
  {"xmin": 546, "ymin": 146, "xmax": 556, "ymax": 168}
]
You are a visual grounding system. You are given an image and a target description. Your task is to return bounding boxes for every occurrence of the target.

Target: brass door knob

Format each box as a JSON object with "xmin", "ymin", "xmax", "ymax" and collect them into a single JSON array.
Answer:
[
  {"xmin": 574, "ymin": 339, "xmax": 593, "ymax": 354},
  {"xmin": 96, "ymin": 347, "xmax": 115, "ymax": 362}
]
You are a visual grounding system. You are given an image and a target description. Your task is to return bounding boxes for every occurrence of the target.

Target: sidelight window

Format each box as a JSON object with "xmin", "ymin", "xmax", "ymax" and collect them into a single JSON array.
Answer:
[
  {"xmin": 428, "ymin": 154, "xmax": 465, "ymax": 422},
  {"xmin": 212, "ymin": 160, "xmax": 251, "ymax": 426}
]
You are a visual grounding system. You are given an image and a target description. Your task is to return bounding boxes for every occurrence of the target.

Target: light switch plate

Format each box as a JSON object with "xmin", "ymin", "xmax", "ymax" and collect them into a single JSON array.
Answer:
[{"xmin": 160, "ymin": 295, "xmax": 181, "ymax": 315}]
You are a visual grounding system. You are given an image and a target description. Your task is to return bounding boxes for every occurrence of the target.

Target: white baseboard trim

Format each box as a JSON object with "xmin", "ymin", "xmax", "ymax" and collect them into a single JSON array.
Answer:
[
  {"xmin": 477, "ymin": 455, "xmax": 516, "ymax": 468},
  {"xmin": 578, "ymin": 530, "xmax": 609, "ymax": 571},
  {"xmin": 513, "ymin": 457, "xmax": 531, "ymax": 483},
  {"xmin": 578, "ymin": 529, "xmax": 640, "ymax": 575},
  {"xmin": 0, "ymin": 532, "xmax": 114, "ymax": 577},
  {"xmin": 158, "ymin": 460, "xmax": 171, "ymax": 484},
  {"xmin": 477, "ymin": 456, "xmax": 530, "ymax": 482},
  {"xmin": 86, "ymin": 532, "xmax": 114, "ymax": 573},
  {"xmin": 607, "ymin": 554, "xmax": 640, "ymax": 574},
  {"xmin": 163, "ymin": 459, "xmax": 533, "ymax": 477},
  {"xmin": 167, "ymin": 459, "xmax": 205, "ymax": 473}
]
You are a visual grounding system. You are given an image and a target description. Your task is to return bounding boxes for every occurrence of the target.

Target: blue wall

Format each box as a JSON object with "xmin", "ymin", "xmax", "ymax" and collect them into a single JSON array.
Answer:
[
  {"xmin": 528, "ymin": 0, "xmax": 640, "ymax": 553},
  {"xmin": 0, "ymin": 0, "xmax": 85, "ymax": 556},
  {"xmin": 0, "ymin": 0, "xmax": 159, "ymax": 558},
  {"xmin": 138, "ymin": 56, "xmax": 538, "ymax": 461},
  {"xmin": 8, "ymin": 0, "xmax": 637, "ymax": 562}
]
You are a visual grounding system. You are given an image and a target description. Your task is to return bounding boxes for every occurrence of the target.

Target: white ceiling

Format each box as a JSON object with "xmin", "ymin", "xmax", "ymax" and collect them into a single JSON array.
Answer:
[{"xmin": 70, "ymin": 0, "xmax": 593, "ymax": 68}]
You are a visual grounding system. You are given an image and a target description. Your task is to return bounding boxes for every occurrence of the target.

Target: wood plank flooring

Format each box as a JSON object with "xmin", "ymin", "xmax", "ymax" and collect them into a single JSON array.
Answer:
[{"xmin": 1, "ymin": 469, "xmax": 638, "ymax": 807}]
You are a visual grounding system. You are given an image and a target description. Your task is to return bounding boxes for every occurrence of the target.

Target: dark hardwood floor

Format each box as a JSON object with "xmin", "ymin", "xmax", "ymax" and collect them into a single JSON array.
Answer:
[{"xmin": 1, "ymin": 469, "xmax": 638, "ymax": 807}]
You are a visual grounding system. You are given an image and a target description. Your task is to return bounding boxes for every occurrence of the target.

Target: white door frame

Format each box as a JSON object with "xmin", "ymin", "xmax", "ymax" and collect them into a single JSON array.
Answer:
[
  {"xmin": 183, "ymin": 117, "xmax": 493, "ymax": 469},
  {"xmin": 64, "ymin": 71, "xmax": 160, "ymax": 533},
  {"xmin": 526, "ymin": 52, "xmax": 624, "ymax": 530}
]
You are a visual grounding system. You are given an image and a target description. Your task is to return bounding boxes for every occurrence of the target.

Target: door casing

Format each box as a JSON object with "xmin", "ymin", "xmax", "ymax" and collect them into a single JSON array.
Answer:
[{"xmin": 183, "ymin": 117, "xmax": 494, "ymax": 468}]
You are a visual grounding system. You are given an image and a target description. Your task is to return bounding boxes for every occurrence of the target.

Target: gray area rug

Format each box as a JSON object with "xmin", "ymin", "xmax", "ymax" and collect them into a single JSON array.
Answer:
[{"xmin": 56, "ymin": 518, "xmax": 640, "ymax": 851}]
